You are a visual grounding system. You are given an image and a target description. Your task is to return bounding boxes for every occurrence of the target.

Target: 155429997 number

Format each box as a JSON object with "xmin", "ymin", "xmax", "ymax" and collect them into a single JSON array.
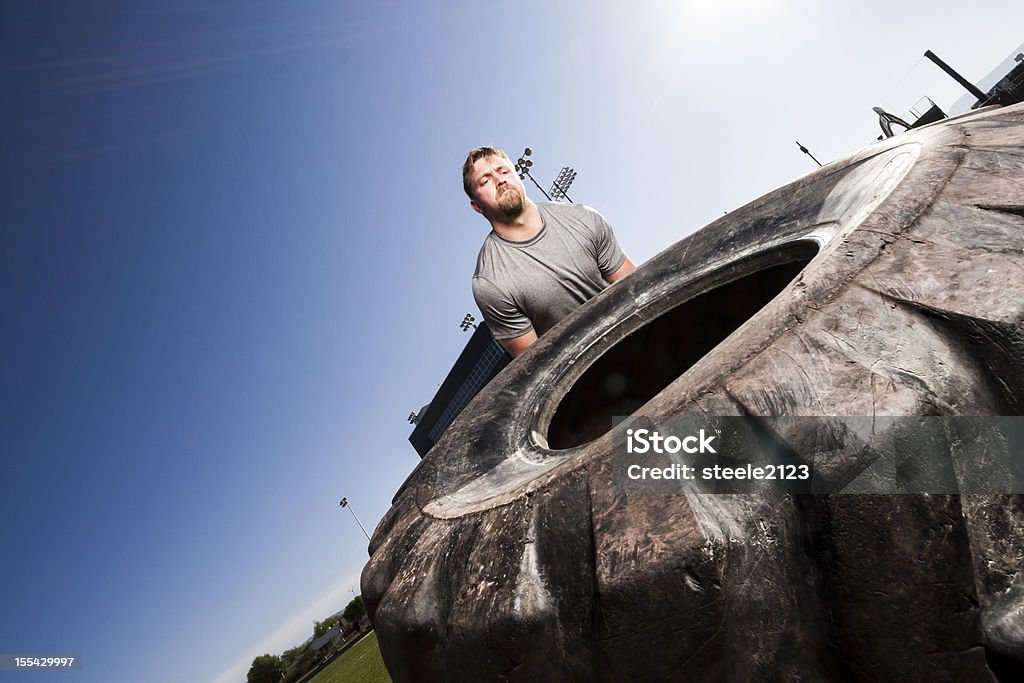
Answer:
[{"xmin": 1, "ymin": 655, "xmax": 80, "ymax": 670}]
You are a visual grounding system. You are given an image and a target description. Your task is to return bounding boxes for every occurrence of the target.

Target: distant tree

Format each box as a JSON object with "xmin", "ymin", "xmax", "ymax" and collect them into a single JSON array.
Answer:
[
  {"xmin": 247, "ymin": 654, "xmax": 284, "ymax": 683},
  {"xmin": 343, "ymin": 595, "xmax": 366, "ymax": 625},
  {"xmin": 313, "ymin": 618, "xmax": 329, "ymax": 639},
  {"xmin": 281, "ymin": 645, "xmax": 319, "ymax": 683},
  {"xmin": 281, "ymin": 646, "xmax": 318, "ymax": 683},
  {"xmin": 281, "ymin": 644, "xmax": 305, "ymax": 668}
]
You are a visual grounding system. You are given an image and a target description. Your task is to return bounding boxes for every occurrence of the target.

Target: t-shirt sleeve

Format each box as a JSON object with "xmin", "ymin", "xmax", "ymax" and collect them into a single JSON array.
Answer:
[
  {"xmin": 472, "ymin": 276, "xmax": 535, "ymax": 340},
  {"xmin": 583, "ymin": 206, "xmax": 627, "ymax": 277}
]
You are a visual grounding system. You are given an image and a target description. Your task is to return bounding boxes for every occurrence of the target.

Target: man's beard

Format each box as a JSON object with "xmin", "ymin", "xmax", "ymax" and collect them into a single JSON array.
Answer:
[{"xmin": 496, "ymin": 186, "xmax": 525, "ymax": 218}]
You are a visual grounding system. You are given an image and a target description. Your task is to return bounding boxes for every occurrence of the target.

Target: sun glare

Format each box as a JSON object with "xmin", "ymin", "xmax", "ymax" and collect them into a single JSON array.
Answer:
[{"xmin": 673, "ymin": 0, "xmax": 784, "ymax": 57}]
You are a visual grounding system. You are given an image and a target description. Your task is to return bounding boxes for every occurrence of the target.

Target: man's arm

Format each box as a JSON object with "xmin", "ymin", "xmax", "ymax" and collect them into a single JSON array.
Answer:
[
  {"xmin": 474, "ymin": 276, "xmax": 536, "ymax": 356},
  {"xmin": 498, "ymin": 329, "xmax": 539, "ymax": 358},
  {"xmin": 606, "ymin": 257, "xmax": 636, "ymax": 283},
  {"xmin": 497, "ymin": 257, "xmax": 633, "ymax": 357},
  {"xmin": 584, "ymin": 206, "xmax": 633, "ymax": 283}
]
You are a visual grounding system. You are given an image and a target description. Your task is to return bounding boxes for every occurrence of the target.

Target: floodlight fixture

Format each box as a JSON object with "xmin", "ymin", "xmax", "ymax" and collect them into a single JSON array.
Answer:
[
  {"xmin": 549, "ymin": 166, "xmax": 577, "ymax": 203},
  {"xmin": 515, "ymin": 147, "xmax": 553, "ymax": 201},
  {"xmin": 795, "ymin": 140, "xmax": 822, "ymax": 167},
  {"xmin": 339, "ymin": 497, "xmax": 371, "ymax": 541}
]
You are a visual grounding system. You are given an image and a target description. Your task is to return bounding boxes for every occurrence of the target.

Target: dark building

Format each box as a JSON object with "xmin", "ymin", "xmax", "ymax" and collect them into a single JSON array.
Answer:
[
  {"xmin": 409, "ymin": 325, "xmax": 511, "ymax": 457},
  {"xmin": 977, "ymin": 54, "xmax": 1024, "ymax": 108}
]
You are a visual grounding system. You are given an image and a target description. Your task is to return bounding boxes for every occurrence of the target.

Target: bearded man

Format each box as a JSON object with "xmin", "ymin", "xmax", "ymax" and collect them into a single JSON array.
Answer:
[{"xmin": 464, "ymin": 146, "xmax": 635, "ymax": 357}]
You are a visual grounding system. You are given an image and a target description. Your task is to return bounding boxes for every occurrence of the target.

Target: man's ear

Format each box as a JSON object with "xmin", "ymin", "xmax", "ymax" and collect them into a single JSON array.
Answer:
[{"xmin": 470, "ymin": 199, "xmax": 483, "ymax": 215}]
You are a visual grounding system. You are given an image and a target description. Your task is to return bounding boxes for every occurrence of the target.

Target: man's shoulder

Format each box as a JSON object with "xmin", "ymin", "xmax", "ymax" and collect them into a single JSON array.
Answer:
[
  {"xmin": 471, "ymin": 242, "xmax": 514, "ymax": 310},
  {"xmin": 538, "ymin": 200, "xmax": 593, "ymax": 216},
  {"xmin": 538, "ymin": 201, "xmax": 604, "ymax": 226},
  {"xmin": 473, "ymin": 231, "xmax": 503, "ymax": 278}
]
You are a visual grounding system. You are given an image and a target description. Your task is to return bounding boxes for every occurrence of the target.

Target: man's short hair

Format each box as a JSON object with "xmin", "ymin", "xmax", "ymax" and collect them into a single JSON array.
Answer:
[{"xmin": 462, "ymin": 146, "xmax": 511, "ymax": 198}]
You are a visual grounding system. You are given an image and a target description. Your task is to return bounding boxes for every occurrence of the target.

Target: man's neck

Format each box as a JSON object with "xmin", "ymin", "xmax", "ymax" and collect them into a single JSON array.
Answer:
[{"xmin": 489, "ymin": 201, "xmax": 543, "ymax": 242}]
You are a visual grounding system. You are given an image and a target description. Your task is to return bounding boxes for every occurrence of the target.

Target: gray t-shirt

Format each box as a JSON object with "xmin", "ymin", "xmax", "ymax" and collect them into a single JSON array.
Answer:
[{"xmin": 472, "ymin": 202, "xmax": 627, "ymax": 340}]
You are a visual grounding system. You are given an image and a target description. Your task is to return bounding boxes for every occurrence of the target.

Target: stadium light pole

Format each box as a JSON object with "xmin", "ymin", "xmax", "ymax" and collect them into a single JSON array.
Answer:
[
  {"xmin": 515, "ymin": 148, "xmax": 553, "ymax": 201},
  {"xmin": 460, "ymin": 313, "xmax": 478, "ymax": 332},
  {"xmin": 795, "ymin": 140, "xmax": 822, "ymax": 167},
  {"xmin": 549, "ymin": 166, "xmax": 577, "ymax": 203},
  {"xmin": 339, "ymin": 497, "xmax": 371, "ymax": 542}
]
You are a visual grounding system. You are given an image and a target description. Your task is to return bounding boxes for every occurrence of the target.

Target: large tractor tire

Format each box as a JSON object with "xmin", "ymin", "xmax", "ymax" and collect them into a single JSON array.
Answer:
[{"xmin": 364, "ymin": 104, "xmax": 1024, "ymax": 681}]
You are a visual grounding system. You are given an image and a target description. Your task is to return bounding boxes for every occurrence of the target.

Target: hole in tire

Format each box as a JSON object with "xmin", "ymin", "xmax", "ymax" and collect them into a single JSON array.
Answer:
[{"xmin": 546, "ymin": 243, "xmax": 819, "ymax": 449}]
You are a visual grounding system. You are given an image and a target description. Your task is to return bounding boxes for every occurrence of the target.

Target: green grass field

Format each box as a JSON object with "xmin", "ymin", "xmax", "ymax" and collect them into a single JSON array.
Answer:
[{"xmin": 308, "ymin": 631, "xmax": 391, "ymax": 683}]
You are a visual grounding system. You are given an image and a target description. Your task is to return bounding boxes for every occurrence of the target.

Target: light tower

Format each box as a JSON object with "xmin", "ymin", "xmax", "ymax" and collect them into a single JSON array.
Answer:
[
  {"xmin": 549, "ymin": 166, "xmax": 577, "ymax": 203},
  {"xmin": 339, "ymin": 497, "xmax": 371, "ymax": 541},
  {"xmin": 514, "ymin": 148, "xmax": 552, "ymax": 200}
]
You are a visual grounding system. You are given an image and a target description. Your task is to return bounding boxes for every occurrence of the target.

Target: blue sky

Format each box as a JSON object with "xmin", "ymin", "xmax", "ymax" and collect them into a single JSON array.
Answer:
[{"xmin": 1, "ymin": 2, "xmax": 1021, "ymax": 681}]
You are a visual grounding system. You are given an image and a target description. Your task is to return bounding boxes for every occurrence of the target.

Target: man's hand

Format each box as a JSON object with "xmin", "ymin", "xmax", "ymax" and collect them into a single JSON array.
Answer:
[
  {"xmin": 607, "ymin": 257, "xmax": 636, "ymax": 283},
  {"xmin": 498, "ymin": 329, "xmax": 539, "ymax": 358}
]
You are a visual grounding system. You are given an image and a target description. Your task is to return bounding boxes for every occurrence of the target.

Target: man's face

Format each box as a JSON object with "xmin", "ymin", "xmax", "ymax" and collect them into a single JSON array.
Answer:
[{"xmin": 469, "ymin": 155, "xmax": 527, "ymax": 220}]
